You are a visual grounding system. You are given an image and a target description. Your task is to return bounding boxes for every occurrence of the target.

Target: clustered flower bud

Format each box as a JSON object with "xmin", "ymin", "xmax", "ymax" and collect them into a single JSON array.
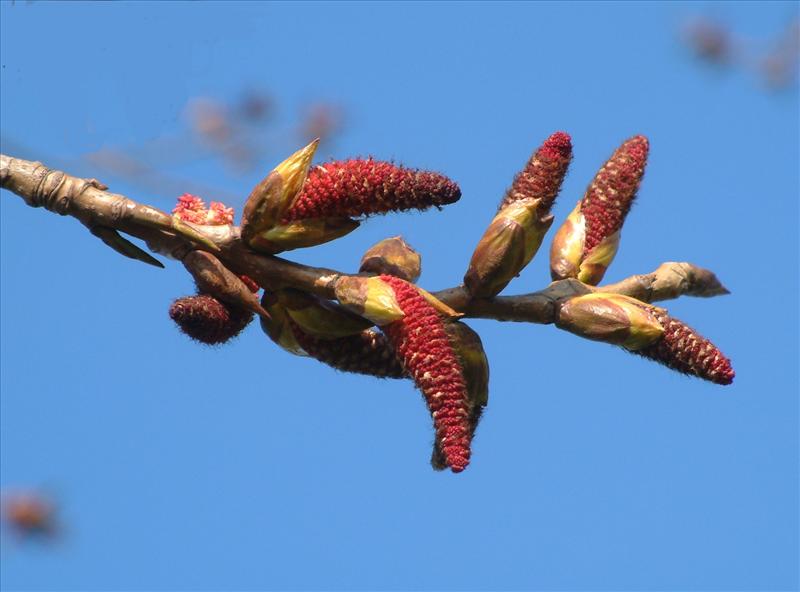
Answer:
[
  {"xmin": 378, "ymin": 275, "xmax": 475, "ymax": 473},
  {"xmin": 283, "ymin": 158, "xmax": 461, "ymax": 222},
  {"xmin": 465, "ymin": 132, "xmax": 572, "ymax": 298},
  {"xmin": 550, "ymin": 135, "xmax": 649, "ymax": 285},
  {"xmin": 633, "ymin": 308, "xmax": 735, "ymax": 385},
  {"xmin": 172, "ymin": 193, "xmax": 234, "ymax": 225}
]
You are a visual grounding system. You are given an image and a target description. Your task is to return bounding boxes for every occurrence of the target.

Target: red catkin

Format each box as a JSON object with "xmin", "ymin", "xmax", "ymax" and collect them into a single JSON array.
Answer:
[
  {"xmin": 169, "ymin": 294, "xmax": 253, "ymax": 345},
  {"xmin": 379, "ymin": 275, "xmax": 473, "ymax": 473},
  {"xmin": 282, "ymin": 159, "xmax": 461, "ymax": 222},
  {"xmin": 581, "ymin": 135, "xmax": 649, "ymax": 253},
  {"xmin": 289, "ymin": 321, "xmax": 406, "ymax": 379},
  {"xmin": 634, "ymin": 310, "xmax": 735, "ymax": 385},
  {"xmin": 499, "ymin": 131, "xmax": 573, "ymax": 212}
]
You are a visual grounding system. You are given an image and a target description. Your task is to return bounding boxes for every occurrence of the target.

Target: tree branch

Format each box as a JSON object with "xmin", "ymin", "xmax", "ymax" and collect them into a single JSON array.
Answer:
[{"xmin": 0, "ymin": 154, "xmax": 729, "ymax": 326}]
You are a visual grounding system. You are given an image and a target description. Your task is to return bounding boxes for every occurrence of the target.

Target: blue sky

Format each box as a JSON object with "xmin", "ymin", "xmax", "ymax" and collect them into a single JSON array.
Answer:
[{"xmin": 1, "ymin": 2, "xmax": 797, "ymax": 590}]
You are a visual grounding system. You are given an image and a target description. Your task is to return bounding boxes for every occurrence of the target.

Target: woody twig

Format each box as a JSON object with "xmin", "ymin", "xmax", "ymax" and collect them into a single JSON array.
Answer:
[{"xmin": 0, "ymin": 132, "xmax": 734, "ymax": 473}]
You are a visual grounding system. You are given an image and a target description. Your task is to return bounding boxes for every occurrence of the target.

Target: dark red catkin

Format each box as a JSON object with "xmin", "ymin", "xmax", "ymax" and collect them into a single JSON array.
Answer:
[
  {"xmin": 634, "ymin": 309, "xmax": 735, "ymax": 385},
  {"xmin": 499, "ymin": 131, "xmax": 573, "ymax": 211},
  {"xmin": 288, "ymin": 320, "xmax": 406, "ymax": 379},
  {"xmin": 378, "ymin": 275, "xmax": 473, "ymax": 473},
  {"xmin": 581, "ymin": 135, "xmax": 649, "ymax": 254},
  {"xmin": 282, "ymin": 159, "xmax": 461, "ymax": 222},
  {"xmin": 169, "ymin": 295, "xmax": 253, "ymax": 345}
]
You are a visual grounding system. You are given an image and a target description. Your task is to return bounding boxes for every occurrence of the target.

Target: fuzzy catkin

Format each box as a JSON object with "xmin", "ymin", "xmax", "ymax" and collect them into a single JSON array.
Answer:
[
  {"xmin": 283, "ymin": 159, "xmax": 461, "ymax": 222},
  {"xmin": 581, "ymin": 135, "xmax": 649, "ymax": 253},
  {"xmin": 169, "ymin": 295, "xmax": 253, "ymax": 345},
  {"xmin": 379, "ymin": 275, "xmax": 473, "ymax": 473},
  {"xmin": 499, "ymin": 131, "xmax": 573, "ymax": 212},
  {"xmin": 289, "ymin": 322, "xmax": 406, "ymax": 379},
  {"xmin": 634, "ymin": 309, "xmax": 734, "ymax": 385}
]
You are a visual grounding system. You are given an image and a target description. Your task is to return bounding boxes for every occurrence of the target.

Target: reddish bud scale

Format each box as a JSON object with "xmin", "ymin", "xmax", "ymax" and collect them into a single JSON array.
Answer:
[
  {"xmin": 288, "ymin": 320, "xmax": 406, "ymax": 378},
  {"xmin": 169, "ymin": 294, "xmax": 253, "ymax": 345},
  {"xmin": 282, "ymin": 159, "xmax": 461, "ymax": 222},
  {"xmin": 581, "ymin": 135, "xmax": 649, "ymax": 253},
  {"xmin": 499, "ymin": 131, "xmax": 573, "ymax": 211},
  {"xmin": 378, "ymin": 275, "xmax": 473, "ymax": 473},
  {"xmin": 634, "ymin": 310, "xmax": 735, "ymax": 385}
]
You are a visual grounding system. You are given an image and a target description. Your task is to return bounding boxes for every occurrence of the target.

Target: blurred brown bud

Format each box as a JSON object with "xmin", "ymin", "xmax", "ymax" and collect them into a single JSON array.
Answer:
[
  {"xmin": 188, "ymin": 98, "xmax": 231, "ymax": 144},
  {"xmin": 301, "ymin": 102, "xmax": 344, "ymax": 142},
  {"xmin": 2, "ymin": 492, "xmax": 57, "ymax": 538},
  {"xmin": 360, "ymin": 236, "xmax": 422, "ymax": 282},
  {"xmin": 238, "ymin": 90, "xmax": 274, "ymax": 122},
  {"xmin": 684, "ymin": 18, "xmax": 731, "ymax": 64}
]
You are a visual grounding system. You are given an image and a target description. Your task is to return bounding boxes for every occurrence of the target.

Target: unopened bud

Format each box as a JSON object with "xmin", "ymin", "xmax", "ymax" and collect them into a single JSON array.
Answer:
[
  {"xmin": 246, "ymin": 217, "xmax": 360, "ymax": 253},
  {"xmin": 279, "ymin": 289, "xmax": 373, "ymax": 339},
  {"xmin": 465, "ymin": 199, "xmax": 554, "ymax": 297},
  {"xmin": 241, "ymin": 139, "xmax": 319, "ymax": 248},
  {"xmin": 556, "ymin": 292, "xmax": 664, "ymax": 350},
  {"xmin": 334, "ymin": 276, "xmax": 405, "ymax": 326},
  {"xmin": 360, "ymin": 236, "xmax": 422, "ymax": 282},
  {"xmin": 259, "ymin": 291, "xmax": 307, "ymax": 356}
]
